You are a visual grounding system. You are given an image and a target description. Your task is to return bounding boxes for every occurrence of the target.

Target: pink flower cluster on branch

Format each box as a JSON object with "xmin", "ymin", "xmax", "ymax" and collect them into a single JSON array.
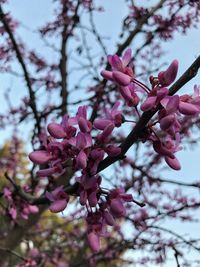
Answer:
[
  {"xmin": 101, "ymin": 48, "xmax": 200, "ymax": 171},
  {"xmin": 3, "ymin": 187, "xmax": 39, "ymax": 221},
  {"xmin": 28, "ymin": 48, "xmax": 200, "ymax": 252},
  {"xmin": 29, "ymin": 101, "xmax": 134, "ymax": 251}
]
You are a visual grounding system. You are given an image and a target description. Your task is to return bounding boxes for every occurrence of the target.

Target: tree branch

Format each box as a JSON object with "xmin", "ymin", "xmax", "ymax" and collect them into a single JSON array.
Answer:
[{"xmin": 0, "ymin": 5, "xmax": 41, "ymax": 134}]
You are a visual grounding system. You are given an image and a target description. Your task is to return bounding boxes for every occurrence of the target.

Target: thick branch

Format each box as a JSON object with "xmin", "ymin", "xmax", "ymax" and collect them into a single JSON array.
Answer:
[
  {"xmin": 59, "ymin": 0, "xmax": 80, "ymax": 116},
  {"xmin": 59, "ymin": 7, "xmax": 68, "ymax": 116}
]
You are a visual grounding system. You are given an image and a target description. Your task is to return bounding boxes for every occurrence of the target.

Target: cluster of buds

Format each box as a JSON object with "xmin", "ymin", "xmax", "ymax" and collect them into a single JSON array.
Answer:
[
  {"xmin": 29, "ymin": 48, "xmax": 200, "ymax": 251},
  {"xmin": 3, "ymin": 187, "xmax": 39, "ymax": 221},
  {"xmin": 101, "ymin": 48, "xmax": 200, "ymax": 170},
  {"xmin": 87, "ymin": 188, "xmax": 133, "ymax": 252},
  {"xmin": 29, "ymin": 102, "xmax": 135, "ymax": 251}
]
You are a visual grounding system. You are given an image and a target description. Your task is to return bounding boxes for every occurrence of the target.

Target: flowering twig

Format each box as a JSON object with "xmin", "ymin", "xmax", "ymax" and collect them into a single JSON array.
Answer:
[{"xmin": 97, "ymin": 55, "xmax": 200, "ymax": 173}]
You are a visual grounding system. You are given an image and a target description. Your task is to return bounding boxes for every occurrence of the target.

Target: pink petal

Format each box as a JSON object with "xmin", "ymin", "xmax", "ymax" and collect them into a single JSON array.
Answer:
[
  {"xmin": 165, "ymin": 156, "xmax": 181, "ymax": 170},
  {"xmin": 28, "ymin": 205, "xmax": 39, "ymax": 214},
  {"xmin": 76, "ymin": 132, "xmax": 87, "ymax": 150},
  {"xmin": 112, "ymin": 71, "xmax": 131, "ymax": 86},
  {"xmin": 166, "ymin": 95, "xmax": 179, "ymax": 113},
  {"xmin": 97, "ymin": 123, "xmax": 114, "ymax": 143},
  {"xmin": 153, "ymin": 141, "xmax": 174, "ymax": 158},
  {"xmin": 105, "ymin": 145, "xmax": 121, "ymax": 157},
  {"xmin": 120, "ymin": 86, "xmax": 132, "ymax": 102},
  {"xmin": 163, "ymin": 60, "xmax": 178, "ymax": 86},
  {"xmin": 88, "ymin": 192, "xmax": 98, "ymax": 207},
  {"xmin": 75, "ymin": 150, "xmax": 87, "ymax": 170},
  {"xmin": 37, "ymin": 167, "xmax": 57, "ymax": 177},
  {"xmin": 160, "ymin": 114, "xmax": 175, "ymax": 130},
  {"xmin": 47, "ymin": 123, "xmax": 66, "ymax": 138},
  {"xmin": 111, "ymin": 55, "xmax": 123, "ymax": 71},
  {"xmin": 49, "ymin": 199, "xmax": 67, "ymax": 213},
  {"xmin": 104, "ymin": 210, "xmax": 115, "ymax": 226},
  {"xmin": 87, "ymin": 232, "xmax": 100, "ymax": 252},
  {"xmin": 157, "ymin": 87, "xmax": 169, "ymax": 100},
  {"xmin": 121, "ymin": 193, "xmax": 133, "ymax": 202},
  {"xmin": 9, "ymin": 207, "xmax": 17, "ymax": 220},
  {"xmin": 100, "ymin": 70, "xmax": 113, "ymax": 81},
  {"xmin": 122, "ymin": 48, "xmax": 132, "ymax": 67},
  {"xmin": 78, "ymin": 117, "xmax": 91, "ymax": 133},
  {"xmin": 140, "ymin": 96, "xmax": 157, "ymax": 111},
  {"xmin": 94, "ymin": 118, "xmax": 111, "ymax": 130},
  {"xmin": 29, "ymin": 150, "xmax": 52, "ymax": 165},
  {"xmin": 90, "ymin": 149, "xmax": 104, "ymax": 161},
  {"xmin": 46, "ymin": 191, "xmax": 55, "ymax": 202},
  {"xmin": 110, "ymin": 198, "xmax": 126, "ymax": 218},
  {"xmin": 79, "ymin": 190, "xmax": 87, "ymax": 205},
  {"xmin": 158, "ymin": 60, "xmax": 178, "ymax": 86},
  {"xmin": 179, "ymin": 102, "xmax": 199, "ymax": 115},
  {"xmin": 77, "ymin": 106, "xmax": 87, "ymax": 119}
]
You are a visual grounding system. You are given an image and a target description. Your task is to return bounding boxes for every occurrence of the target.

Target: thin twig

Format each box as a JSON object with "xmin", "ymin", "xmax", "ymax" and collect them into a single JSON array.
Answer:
[{"xmin": 0, "ymin": 5, "xmax": 41, "ymax": 134}]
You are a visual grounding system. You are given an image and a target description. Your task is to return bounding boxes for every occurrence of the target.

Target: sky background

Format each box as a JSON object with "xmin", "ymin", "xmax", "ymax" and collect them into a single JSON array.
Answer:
[{"xmin": 0, "ymin": 1, "xmax": 200, "ymax": 266}]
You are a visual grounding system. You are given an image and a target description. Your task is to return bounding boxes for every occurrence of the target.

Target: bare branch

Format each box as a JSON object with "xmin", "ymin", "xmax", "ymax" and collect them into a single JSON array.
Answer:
[{"xmin": 0, "ymin": 5, "xmax": 41, "ymax": 134}]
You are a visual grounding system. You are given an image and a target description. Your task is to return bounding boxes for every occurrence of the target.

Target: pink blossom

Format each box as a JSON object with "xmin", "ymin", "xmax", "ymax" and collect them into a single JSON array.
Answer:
[
  {"xmin": 87, "ymin": 231, "xmax": 100, "ymax": 252},
  {"xmin": 47, "ymin": 122, "xmax": 66, "ymax": 139},
  {"xmin": 94, "ymin": 101, "xmax": 123, "ymax": 130},
  {"xmin": 46, "ymin": 186, "xmax": 69, "ymax": 213},
  {"xmin": 29, "ymin": 150, "xmax": 52, "ymax": 165},
  {"xmin": 141, "ymin": 87, "xmax": 169, "ymax": 112},
  {"xmin": 101, "ymin": 48, "xmax": 134, "ymax": 86},
  {"xmin": 179, "ymin": 86, "xmax": 200, "ymax": 115}
]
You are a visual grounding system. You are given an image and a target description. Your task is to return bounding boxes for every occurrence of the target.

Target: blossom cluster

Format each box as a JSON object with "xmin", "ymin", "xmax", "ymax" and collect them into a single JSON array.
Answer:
[
  {"xmin": 29, "ymin": 103, "xmax": 133, "ymax": 251},
  {"xmin": 3, "ymin": 187, "xmax": 39, "ymax": 221},
  {"xmin": 29, "ymin": 48, "xmax": 200, "ymax": 252},
  {"xmin": 101, "ymin": 48, "xmax": 200, "ymax": 170}
]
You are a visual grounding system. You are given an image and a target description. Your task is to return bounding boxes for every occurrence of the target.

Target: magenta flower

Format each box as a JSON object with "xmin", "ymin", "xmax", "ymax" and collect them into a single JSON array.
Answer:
[
  {"xmin": 119, "ymin": 84, "xmax": 140, "ymax": 107},
  {"xmin": 9, "ymin": 206, "xmax": 17, "ymax": 220},
  {"xmin": 3, "ymin": 187, "xmax": 13, "ymax": 202},
  {"xmin": 46, "ymin": 186, "xmax": 69, "ymax": 213},
  {"xmin": 21, "ymin": 204, "xmax": 39, "ymax": 220},
  {"xmin": 94, "ymin": 101, "xmax": 123, "ymax": 130},
  {"xmin": 87, "ymin": 231, "xmax": 100, "ymax": 252},
  {"xmin": 88, "ymin": 148, "xmax": 105, "ymax": 175},
  {"xmin": 97, "ymin": 123, "xmax": 115, "ymax": 143},
  {"xmin": 105, "ymin": 145, "xmax": 121, "ymax": 157},
  {"xmin": 76, "ymin": 175, "xmax": 101, "ymax": 207},
  {"xmin": 101, "ymin": 48, "xmax": 134, "ymax": 86},
  {"xmin": 47, "ymin": 122, "xmax": 66, "ymax": 139},
  {"xmin": 29, "ymin": 150, "xmax": 52, "ymax": 165},
  {"xmin": 179, "ymin": 86, "xmax": 200, "ymax": 115},
  {"xmin": 108, "ymin": 188, "xmax": 133, "ymax": 218},
  {"xmin": 61, "ymin": 115, "xmax": 77, "ymax": 139},
  {"xmin": 153, "ymin": 134, "xmax": 182, "ymax": 170},
  {"xmin": 103, "ymin": 210, "xmax": 115, "ymax": 226},
  {"xmin": 159, "ymin": 95, "xmax": 181, "ymax": 135},
  {"xmin": 158, "ymin": 60, "xmax": 178, "ymax": 86},
  {"xmin": 141, "ymin": 87, "xmax": 169, "ymax": 112},
  {"xmin": 76, "ymin": 106, "xmax": 92, "ymax": 133}
]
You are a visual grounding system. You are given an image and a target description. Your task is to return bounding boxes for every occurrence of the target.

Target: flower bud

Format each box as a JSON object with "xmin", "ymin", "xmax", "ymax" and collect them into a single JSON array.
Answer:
[
  {"xmin": 87, "ymin": 232, "xmax": 100, "ymax": 252},
  {"xmin": 112, "ymin": 71, "xmax": 132, "ymax": 86},
  {"xmin": 29, "ymin": 151, "xmax": 52, "ymax": 165},
  {"xmin": 47, "ymin": 123, "xmax": 66, "ymax": 138}
]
